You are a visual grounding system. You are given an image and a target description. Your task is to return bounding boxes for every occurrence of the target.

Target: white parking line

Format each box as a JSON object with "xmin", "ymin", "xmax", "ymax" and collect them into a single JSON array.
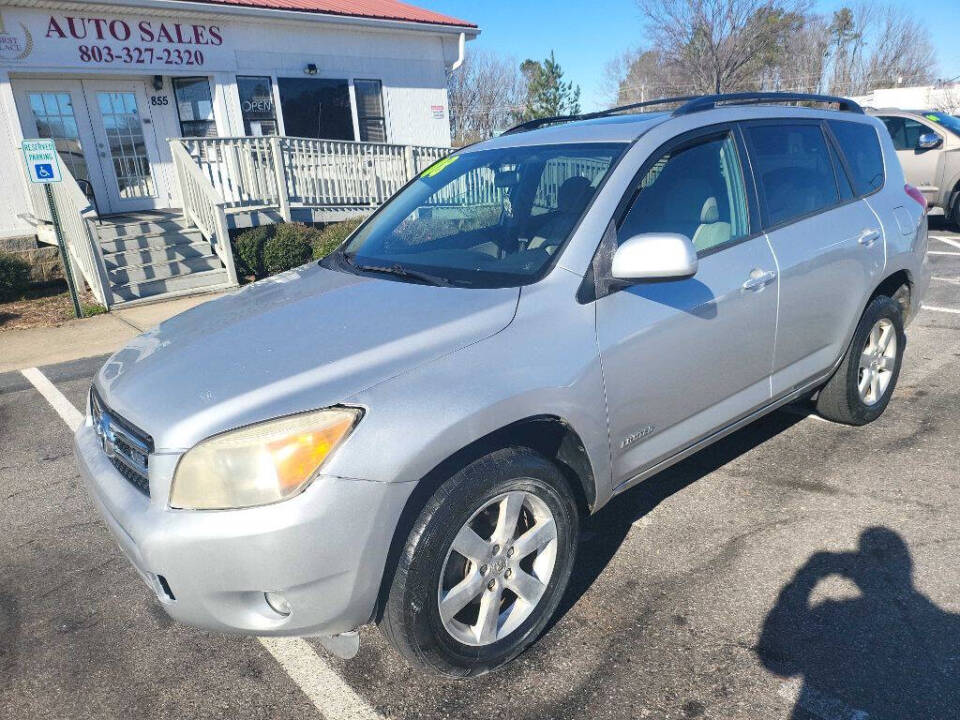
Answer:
[
  {"xmin": 922, "ymin": 305, "xmax": 960, "ymax": 315},
  {"xmin": 259, "ymin": 637, "xmax": 379, "ymax": 720},
  {"xmin": 23, "ymin": 366, "xmax": 380, "ymax": 720},
  {"xmin": 777, "ymin": 404, "xmax": 833, "ymax": 423},
  {"xmin": 927, "ymin": 251, "xmax": 960, "ymax": 257},
  {"xmin": 20, "ymin": 367, "xmax": 84, "ymax": 431},
  {"xmin": 930, "ymin": 235, "xmax": 960, "ymax": 250},
  {"xmin": 931, "ymin": 276, "xmax": 960, "ymax": 285}
]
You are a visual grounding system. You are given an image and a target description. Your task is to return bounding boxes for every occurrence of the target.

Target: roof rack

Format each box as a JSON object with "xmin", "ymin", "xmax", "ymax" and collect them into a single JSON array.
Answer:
[
  {"xmin": 501, "ymin": 95, "xmax": 699, "ymax": 135},
  {"xmin": 673, "ymin": 92, "xmax": 863, "ymax": 115},
  {"xmin": 500, "ymin": 92, "xmax": 864, "ymax": 136}
]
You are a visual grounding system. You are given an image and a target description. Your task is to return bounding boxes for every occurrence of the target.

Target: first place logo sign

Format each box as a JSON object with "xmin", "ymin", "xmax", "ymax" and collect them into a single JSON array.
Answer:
[
  {"xmin": 0, "ymin": 12, "xmax": 33, "ymax": 62},
  {"xmin": 22, "ymin": 139, "xmax": 63, "ymax": 184}
]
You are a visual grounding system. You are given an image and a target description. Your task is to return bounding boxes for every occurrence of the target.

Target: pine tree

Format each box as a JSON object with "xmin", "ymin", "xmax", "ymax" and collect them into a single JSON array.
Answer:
[{"xmin": 520, "ymin": 51, "xmax": 581, "ymax": 121}]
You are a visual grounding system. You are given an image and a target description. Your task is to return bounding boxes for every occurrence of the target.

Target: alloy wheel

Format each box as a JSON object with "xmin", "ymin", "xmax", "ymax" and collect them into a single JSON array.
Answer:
[
  {"xmin": 857, "ymin": 318, "xmax": 897, "ymax": 406},
  {"xmin": 437, "ymin": 490, "xmax": 558, "ymax": 646}
]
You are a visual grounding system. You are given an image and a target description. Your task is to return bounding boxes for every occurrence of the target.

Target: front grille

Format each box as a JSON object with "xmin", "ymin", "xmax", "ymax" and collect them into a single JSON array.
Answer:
[{"xmin": 90, "ymin": 387, "xmax": 153, "ymax": 496}]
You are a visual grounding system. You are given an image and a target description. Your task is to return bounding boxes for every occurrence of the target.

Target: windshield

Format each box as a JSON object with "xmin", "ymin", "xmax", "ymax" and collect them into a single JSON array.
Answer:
[
  {"xmin": 338, "ymin": 143, "xmax": 626, "ymax": 288},
  {"xmin": 920, "ymin": 112, "xmax": 960, "ymax": 137}
]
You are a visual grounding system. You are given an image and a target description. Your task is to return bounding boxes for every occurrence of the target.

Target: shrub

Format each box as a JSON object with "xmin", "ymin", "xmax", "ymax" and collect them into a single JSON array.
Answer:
[
  {"xmin": 312, "ymin": 216, "xmax": 366, "ymax": 259},
  {"xmin": 264, "ymin": 223, "xmax": 314, "ymax": 275},
  {"xmin": 233, "ymin": 226, "xmax": 274, "ymax": 279},
  {"xmin": 0, "ymin": 252, "xmax": 32, "ymax": 300}
]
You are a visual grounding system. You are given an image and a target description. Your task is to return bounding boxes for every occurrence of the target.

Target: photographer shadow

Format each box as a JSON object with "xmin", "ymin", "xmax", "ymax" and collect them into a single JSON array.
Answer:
[{"xmin": 756, "ymin": 527, "xmax": 960, "ymax": 719}]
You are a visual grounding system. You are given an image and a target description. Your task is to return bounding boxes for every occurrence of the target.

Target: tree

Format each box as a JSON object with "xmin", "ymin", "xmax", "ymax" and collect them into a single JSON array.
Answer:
[
  {"xmin": 447, "ymin": 50, "xmax": 526, "ymax": 146},
  {"xmin": 519, "ymin": 51, "xmax": 581, "ymax": 120},
  {"xmin": 610, "ymin": 1, "xmax": 937, "ymax": 107},
  {"xmin": 635, "ymin": 0, "xmax": 811, "ymax": 94},
  {"xmin": 603, "ymin": 47, "xmax": 690, "ymax": 105}
]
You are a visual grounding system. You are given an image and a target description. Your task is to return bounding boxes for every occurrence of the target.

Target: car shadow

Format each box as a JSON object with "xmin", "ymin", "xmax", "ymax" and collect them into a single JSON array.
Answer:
[
  {"xmin": 755, "ymin": 527, "xmax": 960, "ymax": 719},
  {"xmin": 551, "ymin": 407, "xmax": 806, "ymax": 626}
]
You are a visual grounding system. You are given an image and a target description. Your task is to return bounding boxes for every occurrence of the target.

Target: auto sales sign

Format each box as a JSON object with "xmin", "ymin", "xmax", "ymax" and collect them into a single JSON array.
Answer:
[{"xmin": 0, "ymin": 8, "xmax": 234, "ymax": 70}]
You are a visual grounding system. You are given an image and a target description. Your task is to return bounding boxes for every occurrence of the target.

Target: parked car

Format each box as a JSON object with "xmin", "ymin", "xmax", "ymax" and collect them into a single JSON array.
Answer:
[
  {"xmin": 868, "ymin": 108, "xmax": 960, "ymax": 225},
  {"xmin": 76, "ymin": 93, "xmax": 929, "ymax": 677}
]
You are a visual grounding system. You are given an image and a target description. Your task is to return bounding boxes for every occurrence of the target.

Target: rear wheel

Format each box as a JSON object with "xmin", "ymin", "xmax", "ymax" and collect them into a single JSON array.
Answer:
[
  {"xmin": 816, "ymin": 295, "xmax": 905, "ymax": 425},
  {"xmin": 379, "ymin": 447, "xmax": 579, "ymax": 677}
]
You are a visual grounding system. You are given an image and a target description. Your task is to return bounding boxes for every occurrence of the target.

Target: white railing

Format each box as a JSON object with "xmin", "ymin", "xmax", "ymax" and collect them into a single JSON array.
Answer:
[
  {"xmin": 171, "ymin": 140, "xmax": 238, "ymax": 286},
  {"xmin": 176, "ymin": 136, "xmax": 450, "ymax": 216},
  {"xmin": 36, "ymin": 159, "xmax": 112, "ymax": 307}
]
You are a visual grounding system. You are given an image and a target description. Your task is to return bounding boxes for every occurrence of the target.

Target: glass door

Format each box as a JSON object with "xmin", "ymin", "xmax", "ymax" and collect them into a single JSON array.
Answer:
[
  {"xmin": 84, "ymin": 81, "xmax": 166, "ymax": 213},
  {"xmin": 12, "ymin": 79, "xmax": 106, "ymax": 205}
]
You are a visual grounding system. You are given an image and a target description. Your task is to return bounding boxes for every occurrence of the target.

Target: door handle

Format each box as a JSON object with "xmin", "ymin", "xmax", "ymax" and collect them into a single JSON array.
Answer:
[
  {"xmin": 742, "ymin": 269, "xmax": 776, "ymax": 291},
  {"xmin": 858, "ymin": 228, "xmax": 881, "ymax": 247}
]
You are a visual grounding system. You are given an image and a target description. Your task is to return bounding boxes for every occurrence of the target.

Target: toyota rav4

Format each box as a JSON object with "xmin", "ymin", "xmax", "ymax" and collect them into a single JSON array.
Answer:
[{"xmin": 76, "ymin": 92, "xmax": 930, "ymax": 677}]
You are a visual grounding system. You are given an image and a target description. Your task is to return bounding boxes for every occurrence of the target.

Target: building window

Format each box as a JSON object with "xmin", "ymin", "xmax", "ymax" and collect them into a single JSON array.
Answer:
[
  {"xmin": 173, "ymin": 78, "xmax": 217, "ymax": 137},
  {"xmin": 354, "ymin": 79, "xmax": 386, "ymax": 143},
  {"xmin": 277, "ymin": 77, "xmax": 353, "ymax": 140},
  {"xmin": 237, "ymin": 76, "xmax": 278, "ymax": 136}
]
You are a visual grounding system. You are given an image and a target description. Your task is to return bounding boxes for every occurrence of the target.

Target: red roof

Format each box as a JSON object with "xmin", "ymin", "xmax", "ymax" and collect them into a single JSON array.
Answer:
[{"xmin": 176, "ymin": 0, "xmax": 476, "ymax": 28}]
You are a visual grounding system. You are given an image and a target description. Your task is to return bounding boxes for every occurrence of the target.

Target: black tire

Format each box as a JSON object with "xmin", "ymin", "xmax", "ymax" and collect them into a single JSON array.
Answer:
[
  {"xmin": 951, "ymin": 195, "xmax": 960, "ymax": 232},
  {"xmin": 379, "ymin": 447, "xmax": 579, "ymax": 677},
  {"xmin": 816, "ymin": 295, "xmax": 905, "ymax": 425}
]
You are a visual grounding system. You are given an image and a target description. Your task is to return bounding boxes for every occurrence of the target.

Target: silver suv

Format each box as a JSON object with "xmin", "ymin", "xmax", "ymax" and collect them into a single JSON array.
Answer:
[
  {"xmin": 76, "ymin": 93, "xmax": 930, "ymax": 677},
  {"xmin": 868, "ymin": 108, "xmax": 960, "ymax": 225}
]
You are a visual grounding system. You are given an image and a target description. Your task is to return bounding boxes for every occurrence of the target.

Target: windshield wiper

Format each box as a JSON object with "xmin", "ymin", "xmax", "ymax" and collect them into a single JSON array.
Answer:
[{"xmin": 353, "ymin": 262, "xmax": 452, "ymax": 287}]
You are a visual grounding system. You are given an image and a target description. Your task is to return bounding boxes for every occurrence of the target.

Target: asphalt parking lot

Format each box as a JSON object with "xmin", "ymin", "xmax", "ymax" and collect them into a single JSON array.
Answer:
[{"xmin": 2, "ymin": 222, "xmax": 959, "ymax": 720}]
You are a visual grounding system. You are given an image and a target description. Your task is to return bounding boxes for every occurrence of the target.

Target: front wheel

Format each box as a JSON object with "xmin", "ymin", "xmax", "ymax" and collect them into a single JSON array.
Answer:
[
  {"xmin": 816, "ymin": 295, "xmax": 905, "ymax": 425},
  {"xmin": 379, "ymin": 447, "xmax": 579, "ymax": 677}
]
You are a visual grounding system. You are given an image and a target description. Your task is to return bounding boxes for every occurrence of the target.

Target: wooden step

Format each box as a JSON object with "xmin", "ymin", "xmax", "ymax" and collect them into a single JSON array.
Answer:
[
  {"xmin": 99, "ymin": 229, "xmax": 206, "ymax": 254},
  {"xmin": 111, "ymin": 268, "xmax": 231, "ymax": 303},
  {"xmin": 96, "ymin": 216, "xmax": 192, "ymax": 241},
  {"xmin": 103, "ymin": 241, "xmax": 216, "ymax": 270},
  {"xmin": 108, "ymin": 254, "xmax": 223, "ymax": 285}
]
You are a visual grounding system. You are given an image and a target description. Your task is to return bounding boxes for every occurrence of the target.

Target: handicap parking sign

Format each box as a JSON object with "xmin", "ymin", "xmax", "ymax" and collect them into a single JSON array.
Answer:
[{"xmin": 21, "ymin": 139, "xmax": 63, "ymax": 184}]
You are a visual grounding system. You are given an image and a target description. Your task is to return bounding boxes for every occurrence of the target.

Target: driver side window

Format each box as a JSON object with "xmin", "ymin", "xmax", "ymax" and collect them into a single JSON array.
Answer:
[
  {"xmin": 619, "ymin": 133, "xmax": 750, "ymax": 255},
  {"xmin": 880, "ymin": 116, "xmax": 928, "ymax": 151}
]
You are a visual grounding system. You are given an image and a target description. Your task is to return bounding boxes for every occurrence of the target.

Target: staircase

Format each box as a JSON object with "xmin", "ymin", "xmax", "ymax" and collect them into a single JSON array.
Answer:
[{"xmin": 96, "ymin": 213, "xmax": 234, "ymax": 304}]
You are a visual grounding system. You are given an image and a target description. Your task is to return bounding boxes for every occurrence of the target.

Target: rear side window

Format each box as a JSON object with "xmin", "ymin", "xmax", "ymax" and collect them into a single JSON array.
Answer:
[
  {"xmin": 744, "ymin": 123, "xmax": 839, "ymax": 227},
  {"xmin": 829, "ymin": 121, "xmax": 885, "ymax": 195}
]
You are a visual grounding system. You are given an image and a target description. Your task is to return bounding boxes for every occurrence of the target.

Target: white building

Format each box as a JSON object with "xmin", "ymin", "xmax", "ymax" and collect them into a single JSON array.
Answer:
[
  {"xmin": 850, "ymin": 84, "xmax": 960, "ymax": 114},
  {"xmin": 0, "ymin": 0, "xmax": 476, "ymax": 304}
]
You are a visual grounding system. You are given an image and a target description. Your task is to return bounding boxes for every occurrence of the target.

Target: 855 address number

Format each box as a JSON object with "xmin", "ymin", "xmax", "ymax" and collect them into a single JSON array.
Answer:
[{"xmin": 78, "ymin": 45, "xmax": 206, "ymax": 66}]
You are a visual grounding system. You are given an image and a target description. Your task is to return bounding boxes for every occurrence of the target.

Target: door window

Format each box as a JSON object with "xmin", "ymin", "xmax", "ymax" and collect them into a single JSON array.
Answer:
[
  {"xmin": 620, "ymin": 133, "xmax": 750, "ymax": 254},
  {"xmin": 828, "ymin": 120, "xmax": 885, "ymax": 196},
  {"xmin": 277, "ymin": 78, "xmax": 353, "ymax": 140},
  {"xmin": 744, "ymin": 123, "xmax": 839, "ymax": 227},
  {"xmin": 879, "ymin": 116, "xmax": 931, "ymax": 151},
  {"xmin": 27, "ymin": 92, "xmax": 91, "ymax": 190},
  {"xmin": 354, "ymin": 79, "xmax": 386, "ymax": 143},
  {"xmin": 173, "ymin": 78, "xmax": 217, "ymax": 137},
  {"xmin": 97, "ymin": 92, "xmax": 155, "ymax": 199},
  {"xmin": 237, "ymin": 76, "xmax": 278, "ymax": 136}
]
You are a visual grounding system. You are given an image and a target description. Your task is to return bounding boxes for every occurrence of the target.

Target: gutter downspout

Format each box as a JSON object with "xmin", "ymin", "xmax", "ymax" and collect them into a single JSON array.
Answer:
[{"xmin": 451, "ymin": 32, "xmax": 466, "ymax": 71}]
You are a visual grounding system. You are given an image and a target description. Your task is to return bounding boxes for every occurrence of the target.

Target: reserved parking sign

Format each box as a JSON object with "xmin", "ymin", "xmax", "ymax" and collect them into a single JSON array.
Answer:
[{"xmin": 21, "ymin": 139, "xmax": 63, "ymax": 184}]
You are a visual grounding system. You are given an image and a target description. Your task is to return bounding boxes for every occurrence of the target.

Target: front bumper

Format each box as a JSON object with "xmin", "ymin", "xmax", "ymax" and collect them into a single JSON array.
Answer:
[{"xmin": 75, "ymin": 421, "xmax": 414, "ymax": 637}]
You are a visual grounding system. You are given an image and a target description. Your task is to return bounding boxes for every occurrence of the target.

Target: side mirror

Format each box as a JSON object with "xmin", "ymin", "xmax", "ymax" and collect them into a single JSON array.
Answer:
[
  {"xmin": 917, "ymin": 132, "xmax": 942, "ymax": 150},
  {"xmin": 611, "ymin": 232, "xmax": 698, "ymax": 282}
]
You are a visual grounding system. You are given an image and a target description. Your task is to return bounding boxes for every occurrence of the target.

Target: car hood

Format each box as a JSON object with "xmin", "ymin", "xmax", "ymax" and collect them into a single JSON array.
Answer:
[{"xmin": 96, "ymin": 265, "xmax": 519, "ymax": 450}]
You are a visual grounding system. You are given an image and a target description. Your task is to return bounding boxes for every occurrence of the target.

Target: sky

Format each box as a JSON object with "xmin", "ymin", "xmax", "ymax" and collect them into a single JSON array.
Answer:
[{"xmin": 417, "ymin": 0, "xmax": 960, "ymax": 112}]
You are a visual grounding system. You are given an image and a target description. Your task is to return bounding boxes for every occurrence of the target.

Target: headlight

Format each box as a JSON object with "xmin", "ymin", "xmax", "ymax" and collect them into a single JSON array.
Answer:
[{"xmin": 170, "ymin": 407, "xmax": 362, "ymax": 510}]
